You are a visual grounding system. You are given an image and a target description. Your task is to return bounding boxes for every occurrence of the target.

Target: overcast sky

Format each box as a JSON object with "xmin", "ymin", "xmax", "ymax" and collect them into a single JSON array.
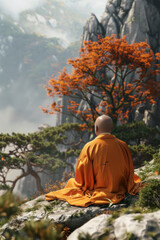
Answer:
[{"xmin": 0, "ymin": 0, "xmax": 107, "ymax": 20}]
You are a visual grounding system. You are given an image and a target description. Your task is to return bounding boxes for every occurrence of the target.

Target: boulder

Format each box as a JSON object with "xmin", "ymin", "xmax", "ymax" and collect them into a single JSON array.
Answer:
[
  {"xmin": 66, "ymin": 210, "xmax": 160, "ymax": 240},
  {"xmin": 68, "ymin": 214, "xmax": 110, "ymax": 240},
  {"xmin": 0, "ymin": 194, "xmax": 160, "ymax": 240},
  {"xmin": 0, "ymin": 195, "xmax": 126, "ymax": 235},
  {"xmin": 114, "ymin": 210, "xmax": 160, "ymax": 239}
]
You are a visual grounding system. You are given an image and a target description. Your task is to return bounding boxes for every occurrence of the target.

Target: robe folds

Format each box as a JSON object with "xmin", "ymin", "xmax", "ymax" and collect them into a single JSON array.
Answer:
[{"xmin": 45, "ymin": 134, "xmax": 141, "ymax": 207}]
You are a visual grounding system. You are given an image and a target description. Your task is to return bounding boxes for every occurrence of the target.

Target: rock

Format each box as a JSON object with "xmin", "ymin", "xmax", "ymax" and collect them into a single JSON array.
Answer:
[
  {"xmin": 81, "ymin": 13, "xmax": 105, "ymax": 44},
  {"xmin": 67, "ymin": 214, "xmax": 110, "ymax": 240},
  {"xmin": 114, "ymin": 210, "xmax": 160, "ymax": 240},
  {"xmin": 60, "ymin": 0, "xmax": 160, "ymax": 128},
  {"xmin": 1, "ymin": 194, "xmax": 160, "ymax": 240},
  {"xmin": 68, "ymin": 210, "xmax": 160, "ymax": 240},
  {"xmin": 0, "ymin": 195, "xmax": 126, "ymax": 235}
]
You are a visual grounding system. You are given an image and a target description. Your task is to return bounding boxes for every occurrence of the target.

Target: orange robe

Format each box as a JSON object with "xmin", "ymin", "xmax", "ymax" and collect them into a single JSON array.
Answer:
[{"xmin": 45, "ymin": 134, "xmax": 141, "ymax": 207}]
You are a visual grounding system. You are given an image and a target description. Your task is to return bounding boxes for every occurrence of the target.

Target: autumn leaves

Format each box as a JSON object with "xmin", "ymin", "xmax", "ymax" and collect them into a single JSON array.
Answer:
[{"xmin": 43, "ymin": 35, "xmax": 160, "ymax": 129}]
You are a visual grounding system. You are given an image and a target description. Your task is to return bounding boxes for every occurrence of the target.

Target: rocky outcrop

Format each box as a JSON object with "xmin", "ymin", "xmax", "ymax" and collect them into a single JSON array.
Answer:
[
  {"xmin": 80, "ymin": 0, "xmax": 160, "ymax": 128},
  {"xmin": 0, "ymin": 195, "xmax": 126, "ymax": 236},
  {"xmin": 82, "ymin": 0, "xmax": 160, "ymax": 52},
  {"xmin": 82, "ymin": 13, "xmax": 105, "ymax": 43},
  {"xmin": 1, "ymin": 195, "xmax": 160, "ymax": 240},
  {"xmin": 69, "ymin": 211, "xmax": 160, "ymax": 240}
]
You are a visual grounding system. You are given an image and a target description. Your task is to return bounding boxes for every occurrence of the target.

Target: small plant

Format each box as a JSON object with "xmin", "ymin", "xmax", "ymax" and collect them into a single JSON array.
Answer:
[
  {"xmin": 44, "ymin": 204, "xmax": 53, "ymax": 212},
  {"xmin": 133, "ymin": 215, "xmax": 143, "ymax": 222},
  {"xmin": 147, "ymin": 231, "xmax": 158, "ymax": 239},
  {"xmin": 51, "ymin": 200, "xmax": 61, "ymax": 206},
  {"xmin": 104, "ymin": 228, "xmax": 110, "ymax": 236},
  {"xmin": 125, "ymin": 232, "xmax": 138, "ymax": 240},
  {"xmin": 138, "ymin": 151, "xmax": 160, "ymax": 180},
  {"xmin": 36, "ymin": 197, "xmax": 44, "ymax": 203},
  {"xmin": 72, "ymin": 211, "xmax": 84, "ymax": 218},
  {"xmin": 0, "ymin": 191, "xmax": 20, "ymax": 219},
  {"xmin": 78, "ymin": 232, "xmax": 93, "ymax": 240},
  {"xmin": 107, "ymin": 211, "xmax": 120, "ymax": 225},
  {"xmin": 3, "ymin": 219, "xmax": 63, "ymax": 240},
  {"xmin": 138, "ymin": 179, "xmax": 160, "ymax": 209},
  {"xmin": 25, "ymin": 204, "xmax": 40, "ymax": 212}
]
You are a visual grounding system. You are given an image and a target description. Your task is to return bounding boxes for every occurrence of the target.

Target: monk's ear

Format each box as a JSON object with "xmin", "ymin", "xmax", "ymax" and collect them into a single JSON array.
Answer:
[{"xmin": 95, "ymin": 125, "xmax": 99, "ymax": 135}]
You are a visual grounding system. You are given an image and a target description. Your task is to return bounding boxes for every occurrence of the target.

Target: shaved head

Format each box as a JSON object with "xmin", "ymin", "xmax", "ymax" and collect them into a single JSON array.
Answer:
[{"xmin": 95, "ymin": 115, "xmax": 113, "ymax": 136}]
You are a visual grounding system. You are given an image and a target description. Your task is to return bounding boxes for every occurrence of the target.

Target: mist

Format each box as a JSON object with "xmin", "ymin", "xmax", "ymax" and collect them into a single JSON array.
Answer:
[
  {"xmin": 0, "ymin": 0, "xmax": 107, "ymax": 20},
  {"xmin": 0, "ymin": 106, "xmax": 56, "ymax": 134},
  {"xmin": 64, "ymin": 0, "xmax": 107, "ymax": 19},
  {"xmin": 0, "ymin": 0, "xmax": 107, "ymax": 134},
  {"xmin": 0, "ymin": 0, "xmax": 45, "ymax": 19}
]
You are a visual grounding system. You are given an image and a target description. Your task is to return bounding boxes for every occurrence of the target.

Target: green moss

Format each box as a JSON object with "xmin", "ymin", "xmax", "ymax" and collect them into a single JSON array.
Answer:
[
  {"xmin": 72, "ymin": 211, "xmax": 84, "ymax": 218},
  {"xmin": 133, "ymin": 215, "xmax": 143, "ymax": 222},
  {"xmin": 51, "ymin": 200, "xmax": 61, "ymax": 206},
  {"xmin": 44, "ymin": 204, "xmax": 53, "ymax": 212},
  {"xmin": 104, "ymin": 228, "xmax": 110, "ymax": 236},
  {"xmin": 0, "ymin": 218, "xmax": 8, "ymax": 227},
  {"xmin": 107, "ymin": 211, "xmax": 121, "ymax": 225},
  {"xmin": 35, "ymin": 198, "xmax": 44, "ymax": 203},
  {"xmin": 78, "ymin": 233, "xmax": 93, "ymax": 240},
  {"xmin": 25, "ymin": 204, "xmax": 40, "ymax": 212},
  {"xmin": 125, "ymin": 232, "xmax": 138, "ymax": 240},
  {"xmin": 147, "ymin": 231, "xmax": 159, "ymax": 239}
]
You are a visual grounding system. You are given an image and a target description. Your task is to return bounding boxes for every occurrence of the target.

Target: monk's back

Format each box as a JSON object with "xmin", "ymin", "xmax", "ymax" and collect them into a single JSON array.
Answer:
[{"xmin": 87, "ymin": 134, "xmax": 130, "ymax": 192}]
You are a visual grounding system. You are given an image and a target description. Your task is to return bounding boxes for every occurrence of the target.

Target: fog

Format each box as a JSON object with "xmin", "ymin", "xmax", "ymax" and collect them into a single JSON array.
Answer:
[
  {"xmin": 0, "ymin": 0, "xmax": 107, "ymax": 20},
  {"xmin": 64, "ymin": 0, "xmax": 107, "ymax": 19},
  {"xmin": 0, "ymin": 0, "xmax": 45, "ymax": 19},
  {"xmin": 0, "ymin": 0, "xmax": 107, "ymax": 134}
]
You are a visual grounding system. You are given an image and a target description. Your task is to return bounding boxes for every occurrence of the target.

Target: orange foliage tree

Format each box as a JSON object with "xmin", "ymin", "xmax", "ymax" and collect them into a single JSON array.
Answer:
[{"xmin": 43, "ymin": 35, "xmax": 160, "ymax": 130}]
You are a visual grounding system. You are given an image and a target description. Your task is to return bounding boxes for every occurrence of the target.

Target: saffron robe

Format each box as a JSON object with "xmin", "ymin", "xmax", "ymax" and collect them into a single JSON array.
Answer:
[{"xmin": 45, "ymin": 134, "xmax": 141, "ymax": 207}]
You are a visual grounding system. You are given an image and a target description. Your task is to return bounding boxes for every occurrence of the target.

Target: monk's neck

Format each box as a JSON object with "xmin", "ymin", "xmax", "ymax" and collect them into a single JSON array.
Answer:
[{"xmin": 98, "ymin": 132, "xmax": 111, "ymax": 136}]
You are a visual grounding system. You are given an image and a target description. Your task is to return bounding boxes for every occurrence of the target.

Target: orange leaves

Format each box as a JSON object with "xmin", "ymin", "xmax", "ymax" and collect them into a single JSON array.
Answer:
[
  {"xmin": 154, "ymin": 171, "xmax": 159, "ymax": 175},
  {"xmin": 43, "ymin": 34, "xmax": 160, "ymax": 126}
]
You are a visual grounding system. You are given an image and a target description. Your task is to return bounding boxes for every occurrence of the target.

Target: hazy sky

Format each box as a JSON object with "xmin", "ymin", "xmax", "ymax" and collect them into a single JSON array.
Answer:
[
  {"xmin": 0, "ymin": 0, "xmax": 107, "ymax": 133},
  {"xmin": 0, "ymin": 0, "xmax": 107, "ymax": 20}
]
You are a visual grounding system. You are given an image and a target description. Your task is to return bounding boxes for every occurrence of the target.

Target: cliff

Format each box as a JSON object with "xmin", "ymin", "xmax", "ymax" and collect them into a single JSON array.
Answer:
[{"xmin": 80, "ymin": 0, "xmax": 160, "ymax": 128}]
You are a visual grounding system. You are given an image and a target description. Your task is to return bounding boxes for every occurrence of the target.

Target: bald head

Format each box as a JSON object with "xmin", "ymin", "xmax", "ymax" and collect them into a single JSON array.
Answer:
[{"xmin": 95, "ymin": 115, "xmax": 113, "ymax": 136}]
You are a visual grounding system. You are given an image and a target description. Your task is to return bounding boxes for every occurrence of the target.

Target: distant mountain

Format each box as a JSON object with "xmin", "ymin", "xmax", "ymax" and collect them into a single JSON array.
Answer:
[
  {"xmin": 0, "ymin": 0, "xmax": 87, "ymax": 133},
  {"xmin": 18, "ymin": 0, "xmax": 87, "ymax": 44}
]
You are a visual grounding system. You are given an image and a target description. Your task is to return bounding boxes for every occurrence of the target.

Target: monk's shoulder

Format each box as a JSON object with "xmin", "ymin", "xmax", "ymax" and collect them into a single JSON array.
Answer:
[
  {"xmin": 83, "ymin": 139, "xmax": 96, "ymax": 150},
  {"xmin": 115, "ymin": 137, "xmax": 129, "ymax": 149}
]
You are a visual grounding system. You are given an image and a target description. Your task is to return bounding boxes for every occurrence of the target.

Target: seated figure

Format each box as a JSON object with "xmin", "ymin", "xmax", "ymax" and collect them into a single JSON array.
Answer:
[{"xmin": 45, "ymin": 115, "xmax": 141, "ymax": 207}]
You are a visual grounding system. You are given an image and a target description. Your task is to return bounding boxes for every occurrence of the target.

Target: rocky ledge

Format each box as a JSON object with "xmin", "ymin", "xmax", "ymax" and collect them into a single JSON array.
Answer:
[{"xmin": 0, "ymin": 194, "xmax": 160, "ymax": 240}]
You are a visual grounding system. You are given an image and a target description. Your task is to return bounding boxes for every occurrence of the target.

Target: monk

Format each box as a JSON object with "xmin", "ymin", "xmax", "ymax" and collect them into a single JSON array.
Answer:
[{"xmin": 45, "ymin": 115, "xmax": 141, "ymax": 207}]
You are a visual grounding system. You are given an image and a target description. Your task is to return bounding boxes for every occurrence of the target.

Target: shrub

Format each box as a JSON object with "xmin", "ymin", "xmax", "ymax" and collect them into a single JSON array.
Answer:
[
  {"xmin": 0, "ymin": 191, "xmax": 20, "ymax": 219},
  {"xmin": 4, "ymin": 220, "xmax": 63, "ymax": 240},
  {"xmin": 138, "ymin": 151, "xmax": 160, "ymax": 180},
  {"xmin": 138, "ymin": 179, "xmax": 160, "ymax": 209},
  {"xmin": 113, "ymin": 122, "xmax": 160, "ymax": 146},
  {"xmin": 129, "ymin": 144, "xmax": 157, "ymax": 168}
]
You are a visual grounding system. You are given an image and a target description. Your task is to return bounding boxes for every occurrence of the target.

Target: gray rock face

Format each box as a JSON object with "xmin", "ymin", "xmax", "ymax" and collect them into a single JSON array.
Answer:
[
  {"xmin": 80, "ymin": 0, "xmax": 160, "ymax": 128},
  {"xmin": 69, "ymin": 210, "xmax": 160, "ymax": 240},
  {"xmin": 82, "ymin": 13, "xmax": 105, "ymax": 43},
  {"xmin": 113, "ymin": 210, "xmax": 160, "ymax": 240},
  {"xmin": 1, "ymin": 195, "xmax": 160, "ymax": 239},
  {"xmin": 82, "ymin": 0, "xmax": 160, "ymax": 52},
  {"xmin": 68, "ymin": 214, "xmax": 110, "ymax": 240},
  {"xmin": 0, "ymin": 195, "xmax": 125, "ymax": 235}
]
